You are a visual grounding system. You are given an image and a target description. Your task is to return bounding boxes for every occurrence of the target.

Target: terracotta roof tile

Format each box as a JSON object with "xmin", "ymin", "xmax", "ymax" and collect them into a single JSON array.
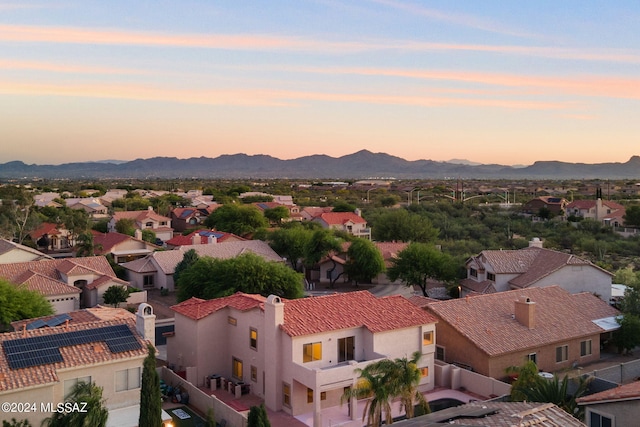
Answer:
[
  {"xmin": 426, "ymin": 286, "xmax": 618, "ymax": 356},
  {"xmin": 165, "ymin": 230, "xmax": 244, "ymax": 247},
  {"xmin": 14, "ymin": 270, "xmax": 81, "ymax": 296},
  {"xmin": 171, "ymin": 293, "xmax": 266, "ymax": 320},
  {"xmin": 577, "ymin": 380, "xmax": 640, "ymax": 404},
  {"xmin": 316, "ymin": 212, "xmax": 367, "ymax": 225},
  {"xmin": 281, "ymin": 291, "xmax": 437, "ymax": 336}
]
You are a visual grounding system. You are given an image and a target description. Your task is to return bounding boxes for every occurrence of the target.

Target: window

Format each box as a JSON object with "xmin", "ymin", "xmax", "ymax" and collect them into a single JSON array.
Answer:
[
  {"xmin": 228, "ymin": 316, "xmax": 237, "ymax": 326},
  {"xmin": 63, "ymin": 376, "xmax": 91, "ymax": 398},
  {"xmin": 423, "ymin": 331, "xmax": 434, "ymax": 346},
  {"xmin": 420, "ymin": 367, "xmax": 429, "ymax": 377},
  {"xmin": 527, "ymin": 353, "xmax": 537, "ymax": 365},
  {"xmin": 250, "ymin": 328, "xmax": 258, "ymax": 350},
  {"xmin": 143, "ymin": 275, "xmax": 154, "ymax": 287},
  {"xmin": 581, "ymin": 340, "xmax": 592, "ymax": 357},
  {"xmin": 320, "ymin": 392, "xmax": 327, "ymax": 400},
  {"xmin": 470, "ymin": 268, "xmax": 477, "ymax": 278},
  {"xmin": 436, "ymin": 346, "xmax": 445, "ymax": 361},
  {"xmin": 283, "ymin": 382, "xmax": 291, "ymax": 407},
  {"xmin": 307, "ymin": 387, "xmax": 314, "ymax": 403},
  {"xmin": 338, "ymin": 336, "xmax": 354, "ymax": 363},
  {"xmin": 145, "ymin": 221, "xmax": 153, "ymax": 228},
  {"xmin": 116, "ymin": 367, "xmax": 141, "ymax": 392},
  {"xmin": 232, "ymin": 357, "xmax": 243, "ymax": 380},
  {"xmin": 487, "ymin": 272, "xmax": 495, "ymax": 281},
  {"xmin": 303, "ymin": 342, "xmax": 322, "ymax": 362},
  {"xmin": 251, "ymin": 366, "xmax": 257, "ymax": 382},
  {"xmin": 589, "ymin": 411, "xmax": 613, "ymax": 427},
  {"xmin": 556, "ymin": 345, "xmax": 568, "ymax": 363}
]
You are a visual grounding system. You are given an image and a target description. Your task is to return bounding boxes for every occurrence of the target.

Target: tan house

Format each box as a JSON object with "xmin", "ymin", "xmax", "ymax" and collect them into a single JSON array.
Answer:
[
  {"xmin": 29, "ymin": 222, "xmax": 76, "ymax": 253},
  {"xmin": 164, "ymin": 229, "xmax": 244, "ymax": 249},
  {"xmin": 0, "ymin": 257, "xmax": 129, "ymax": 312},
  {"xmin": 167, "ymin": 291, "xmax": 437, "ymax": 427},
  {"xmin": 0, "ymin": 305, "xmax": 155, "ymax": 426},
  {"xmin": 312, "ymin": 211, "xmax": 371, "ymax": 239},
  {"xmin": 578, "ymin": 381, "xmax": 640, "ymax": 427},
  {"xmin": 122, "ymin": 240, "xmax": 282, "ymax": 291},
  {"xmin": 90, "ymin": 230, "xmax": 159, "ymax": 263},
  {"xmin": 0, "ymin": 239, "xmax": 51, "ymax": 264},
  {"xmin": 461, "ymin": 238, "xmax": 613, "ymax": 301},
  {"xmin": 169, "ymin": 207, "xmax": 215, "ymax": 232},
  {"xmin": 522, "ymin": 196, "xmax": 568, "ymax": 216},
  {"xmin": 108, "ymin": 207, "xmax": 174, "ymax": 242},
  {"xmin": 422, "ymin": 286, "xmax": 619, "ymax": 380},
  {"xmin": 566, "ymin": 199, "xmax": 626, "ymax": 227}
]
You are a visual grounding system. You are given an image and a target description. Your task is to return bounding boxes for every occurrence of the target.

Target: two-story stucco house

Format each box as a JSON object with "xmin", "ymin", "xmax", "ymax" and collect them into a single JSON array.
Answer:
[
  {"xmin": 167, "ymin": 291, "xmax": 437, "ymax": 427},
  {"xmin": 312, "ymin": 211, "xmax": 371, "ymax": 239},
  {"xmin": 0, "ymin": 239, "xmax": 51, "ymax": 264},
  {"xmin": 0, "ymin": 304, "xmax": 155, "ymax": 426},
  {"xmin": 565, "ymin": 199, "xmax": 626, "ymax": 227},
  {"xmin": 461, "ymin": 238, "xmax": 613, "ymax": 301},
  {"xmin": 108, "ymin": 207, "xmax": 174, "ymax": 242}
]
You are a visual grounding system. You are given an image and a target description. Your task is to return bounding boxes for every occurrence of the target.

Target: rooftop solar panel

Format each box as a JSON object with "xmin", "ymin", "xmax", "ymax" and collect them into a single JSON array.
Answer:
[
  {"xmin": 46, "ymin": 313, "xmax": 72, "ymax": 327},
  {"xmin": 26, "ymin": 319, "xmax": 47, "ymax": 330},
  {"xmin": 1, "ymin": 324, "xmax": 142, "ymax": 370}
]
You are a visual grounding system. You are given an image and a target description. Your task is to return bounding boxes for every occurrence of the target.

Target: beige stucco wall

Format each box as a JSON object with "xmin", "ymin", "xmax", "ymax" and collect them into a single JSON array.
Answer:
[
  {"xmin": 48, "ymin": 293, "xmax": 79, "ymax": 314},
  {"xmin": 0, "ymin": 250, "xmax": 43, "ymax": 264},
  {"xmin": 526, "ymin": 266, "xmax": 612, "ymax": 301},
  {"xmin": 584, "ymin": 402, "xmax": 637, "ymax": 427}
]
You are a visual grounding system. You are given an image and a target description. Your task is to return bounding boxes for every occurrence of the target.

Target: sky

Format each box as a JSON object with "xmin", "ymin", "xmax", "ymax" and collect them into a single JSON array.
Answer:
[{"xmin": 1, "ymin": 1, "xmax": 639, "ymax": 166}]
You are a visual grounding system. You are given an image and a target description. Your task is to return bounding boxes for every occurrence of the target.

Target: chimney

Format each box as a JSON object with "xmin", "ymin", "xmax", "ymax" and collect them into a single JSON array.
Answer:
[
  {"xmin": 514, "ymin": 296, "xmax": 535, "ymax": 329},
  {"xmin": 264, "ymin": 295, "xmax": 284, "ymax": 410},
  {"xmin": 529, "ymin": 237, "xmax": 543, "ymax": 248},
  {"xmin": 354, "ymin": 208, "xmax": 362, "ymax": 217},
  {"xmin": 136, "ymin": 303, "xmax": 156, "ymax": 346},
  {"xmin": 134, "ymin": 229, "xmax": 142, "ymax": 240},
  {"xmin": 207, "ymin": 235, "xmax": 217, "ymax": 244},
  {"xmin": 191, "ymin": 233, "xmax": 200, "ymax": 245}
]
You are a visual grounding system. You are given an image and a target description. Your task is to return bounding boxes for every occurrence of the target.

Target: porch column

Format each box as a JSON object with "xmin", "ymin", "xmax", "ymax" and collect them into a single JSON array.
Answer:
[{"xmin": 313, "ymin": 388, "xmax": 322, "ymax": 427}]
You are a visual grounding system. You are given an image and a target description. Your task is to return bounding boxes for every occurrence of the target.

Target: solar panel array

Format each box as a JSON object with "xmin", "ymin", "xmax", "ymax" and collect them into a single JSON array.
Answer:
[
  {"xmin": 2, "ymin": 324, "xmax": 142, "ymax": 370},
  {"xmin": 26, "ymin": 313, "xmax": 72, "ymax": 330}
]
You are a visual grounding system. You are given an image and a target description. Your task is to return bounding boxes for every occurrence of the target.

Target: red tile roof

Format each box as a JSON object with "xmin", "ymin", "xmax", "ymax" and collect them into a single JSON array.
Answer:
[
  {"xmin": 316, "ymin": 212, "xmax": 367, "ymax": 225},
  {"xmin": 165, "ymin": 230, "xmax": 244, "ymax": 247},
  {"xmin": 426, "ymin": 286, "xmax": 619, "ymax": 356},
  {"xmin": 0, "ymin": 315, "xmax": 147, "ymax": 392},
  {"xmin": 28, "ymin": 222, "xmax": 62, "ymax": 240},
  {"xmin": 577, "ymin": 380, "xmax": 640, "ymax": 404},
  {"xmin": 171, "ymin": 293, "xmax": 266, "ymax": 320},
  {"xmin": 281, "ymin": 291, "xmax": 437, "ymax": 336},
  {"xmin": 111, "ymin": 209, "xmax": 171, "ymax": 223}
]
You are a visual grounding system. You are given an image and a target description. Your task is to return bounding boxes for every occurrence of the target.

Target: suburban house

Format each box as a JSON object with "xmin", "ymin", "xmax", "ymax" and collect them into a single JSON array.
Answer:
[
  {"xmin": 167, "ymin": 291, "xmax": 437, "ymax": 427},
  {"xmin": 29, "ymin": 222, "xmax": 76, "ymax": 253},
  {"xmin": 577, "ymin": 381, "xmax": 640, "ymax": 427},
  {"xmin": 0, "ymin": 304, "xmax": 155, "ymax": 426},
  {"xmin": 420, "ymin": 286, "xmax": 619, "ymax": 380},
  {"xmin": 316, "ymin": 241, "xmax": 408, "ymax": 285},
  {"xmin": 169, "ymin": 206, "xmax": 216, "ymax": 232},
  {"xmin": 0, "ymin": 257, "xmax": 130, "ymax": 312},
  {"xmin": 252, "ymin": 201, "xmax": 302, "ymax": 222},
  {"xmin": 566, "ymin": 199, "xmax": 626, "ymax": 227},
  {"xmin": 312, "ymin": 211, "xmax": 371, "ymax": 239},
  {"xmin": 461, "ymin": 238, "xmax": 613, "ymax": 301},
  {"xmin": 89, "ymin": 230, "xmax": 159, "ymax": 263},
  {"xmin": 33, "ymin": 192, "xmax": 63, "ymax": 208},
  {"xmin": 300, "ymin": 206, "xmax": 333, "ymax": 221},
  {"xmin": 522, "ymin": 196, "xmax": 568, "ymax": 216},
  {"xmin": 122, "ymin": 240, "xmax": 283, "ymax": 291},
  {"xmin": 0, "ymin": 239, "xmax": 51, "ymax": 263},
  {"xmin": 108, "ymin": 207, "xmax": 174, "ymax": 242},
  {"xmin": 396, "ymin": 401, "xmax": 587, "ymax": 427},
  {"xmin": 164, "ymin": 229, "xmax": 244, "ymax": 249},
  {"xmin": 65, "ymin": 197, "xmax": 109, "ymax": 218}
]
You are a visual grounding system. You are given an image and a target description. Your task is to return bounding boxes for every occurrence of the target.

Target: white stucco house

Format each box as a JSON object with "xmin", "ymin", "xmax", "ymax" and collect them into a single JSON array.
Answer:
[
  {"xmin": 461, "ymin": 238, "xmax": 613, "ymax": 301},
  {"xmin": 167, "ymin": 291, "xmax": 438, "ymax": 427}
]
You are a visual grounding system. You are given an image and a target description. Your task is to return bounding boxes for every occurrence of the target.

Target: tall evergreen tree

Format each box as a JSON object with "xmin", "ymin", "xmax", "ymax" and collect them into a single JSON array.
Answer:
[
  {"xmin": 247, "ymin": 404, "xmax": 271, "ymax": 427},
  {"xmin": 139, "ymin": 344, "xmax": 162, "ymax": 427}
]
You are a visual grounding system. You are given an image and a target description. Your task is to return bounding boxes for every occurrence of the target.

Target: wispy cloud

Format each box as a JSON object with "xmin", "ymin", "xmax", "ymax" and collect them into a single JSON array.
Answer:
[
  {"xmin": 1, "ymin": 24, "xmax": 639, "ymax": 64},
  {"xmin": 0, "ymin": 79, "xmax": 573, "ymax": 111},
  {"xmin": 368, "ymin": 0, "xmax": 541, "ymax": 39},
  {"xmin": 0, "ymin": 59, "xmax": 146, "ymax": 75}
]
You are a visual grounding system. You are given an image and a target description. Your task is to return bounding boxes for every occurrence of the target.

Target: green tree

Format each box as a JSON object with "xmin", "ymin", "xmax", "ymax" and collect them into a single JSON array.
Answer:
[
  {"xmin": 342, "ymin": 359, "xmax": 397, "ymax": 427},
  {"xmin": 2, "ymin": 419, "xmax": 32, "ymax": 427},
  {"xmin": 268, "ymin": 226, "xmax": 312, "ymax": 271},
  {"xmin": 387, "ymin": 243, "xmax": 458, "ymax": 297},
  {"xmin": 332, "ymin": 200, "xmax": 357, "ymax": 212},
  {"xmin": 42, "ymin": 381, "xmax": 108, "ymax": 427},
  {"xmin": 115, "ymin": 218, "xmax": 136, "ymax": 236},
  {"xmin": 204, "ymin": 204, "xmax": 268, "ymax": 236},
  {"xmin": 303, "ymin": 229, "xmax": 343, "ymax": 269},
  {"xmin": 177, "ymin": 253, "xmax": 303, "ymax": 302},
  {"xmin": 344, "ymin": 238, "xmax": 385, "ymax": 285},
  {"xmin": 141, "ymin": 229, "xmax": 156, "ymax": 243},
  {"xmin": 0, "ymin": 279, "xmax": 54, "ymax": 332},
  {"xmin": 173, "ymin": 249, "xmax": 200, "ymax": 285},
  {"xmin": 102, "ymin": 285, "xmax": 130, "ymax": 308},
  {"xmin": 371, "ymin": 209, "xmax": 438, "ymax": 243},
  {"xmin": 391, "ymin": 351, "xmax": 429, "ymax": 419},
  {"xmin": 623, "ymin": 205, "xmax": 640, "ymax": 227},
  {"xmin": 139, "ymin": 344, "xmax": 162, "ymax": 427},
  {"xmin": 247, "ymin": 404, "xmax": 271, "ymax": 427},
  {"xmin": 263, "ymin": 206, "xmax": 290, "ymax": 225},
  {"xmin": 614, "ymin": 314, "xmax": 640, "ymax": 354},
  {"xmin": 619, "ymin": 282, "xmax": 640, "ymax": 316},
  {"xmin": 75, "ymin": 232, "xmax": 99, "ymax": 257},
  {"xmin": 507, "ymin": 360, "xmax": 542, "ymax": 401}
]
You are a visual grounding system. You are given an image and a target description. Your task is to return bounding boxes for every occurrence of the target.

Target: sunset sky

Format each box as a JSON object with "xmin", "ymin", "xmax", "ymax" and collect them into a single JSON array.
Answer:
[{"xmin": 1, "ymin": 1, "xmax": 639, "ymax": 166}]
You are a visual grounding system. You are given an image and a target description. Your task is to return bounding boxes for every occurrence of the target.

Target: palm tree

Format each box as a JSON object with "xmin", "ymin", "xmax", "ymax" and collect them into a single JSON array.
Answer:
[
  {"xmin": 391, "ymin": 351, "xmax": 429, "ymax": 419},
  {"xmin": 342, "ymin": 359, "xmax": 397, "ymax": 427},
  {"xmin": 521, "ymin": 374, "xmax": 592, "ymax": 420},
  {"xmin": 42, "ymin": 381, "xmax": 108, "ymax": 427}
]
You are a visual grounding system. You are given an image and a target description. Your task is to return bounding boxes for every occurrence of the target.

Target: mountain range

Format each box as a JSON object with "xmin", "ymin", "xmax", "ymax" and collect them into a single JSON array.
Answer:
[{"xmin": 1, "ymin": 151, "xmax": 640, "ymax": 180}]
